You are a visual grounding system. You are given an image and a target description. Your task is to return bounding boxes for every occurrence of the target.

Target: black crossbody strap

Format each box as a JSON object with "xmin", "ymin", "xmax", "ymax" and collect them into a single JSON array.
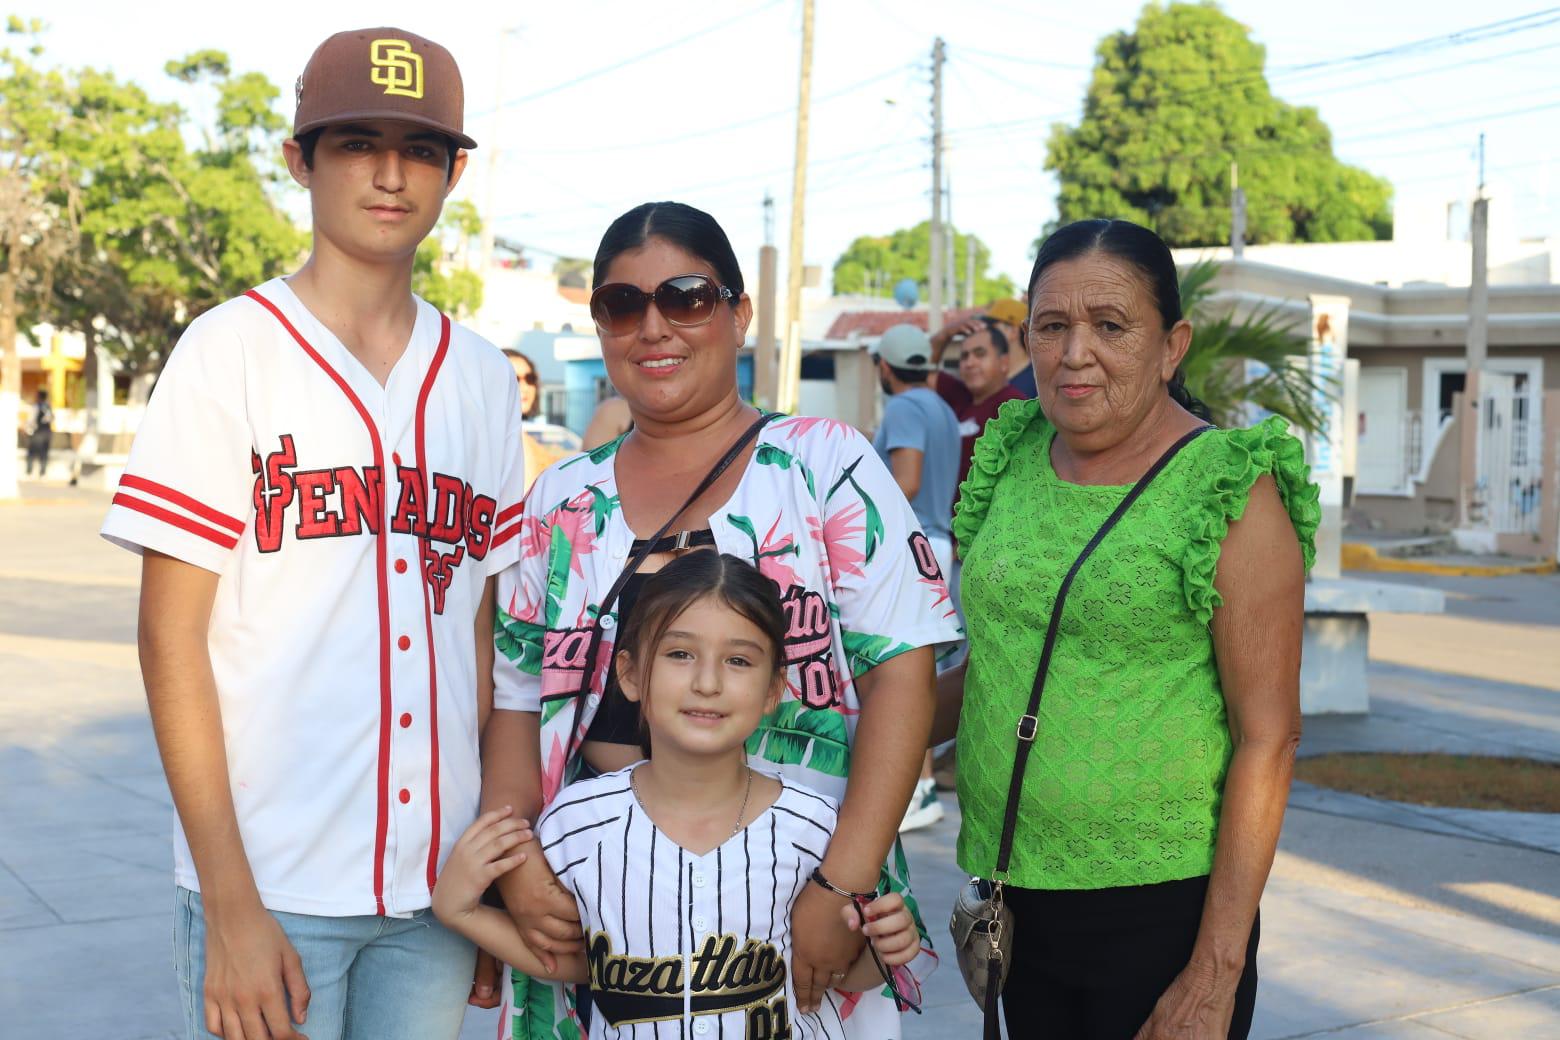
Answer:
[
  {"xmin": 567, "ymin": 411, "xmax": 779, "ymax": 744},
  {"xmin": 992, "ymin": 425, "xmax": 1211, "ymax": 876}
]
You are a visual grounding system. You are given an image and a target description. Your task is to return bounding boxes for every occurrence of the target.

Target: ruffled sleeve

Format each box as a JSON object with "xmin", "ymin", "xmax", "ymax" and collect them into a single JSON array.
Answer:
[
  {"xmin": 1182, "ymin": 415, "xmax": 1321, "ymax": 624},
  {"xmin": 952, "ymin": 397, "xmax": 1045, "ymax": 556}
]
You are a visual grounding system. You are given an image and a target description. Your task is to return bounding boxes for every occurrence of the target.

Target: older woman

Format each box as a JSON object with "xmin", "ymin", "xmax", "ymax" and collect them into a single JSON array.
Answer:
[
  {"xmin": 935, "ymin": 219, "xmax": 1318, "ymax": 1038},
  {"xmin": 483, "ymin": 201, "xmax": 961, "ymax": 1039}
]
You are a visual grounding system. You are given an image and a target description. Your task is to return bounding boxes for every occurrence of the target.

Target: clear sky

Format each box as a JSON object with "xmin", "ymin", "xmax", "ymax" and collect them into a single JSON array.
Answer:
[{"xmin": 23, "ymin": 1, "xmax": 1560, "ymax": 288}]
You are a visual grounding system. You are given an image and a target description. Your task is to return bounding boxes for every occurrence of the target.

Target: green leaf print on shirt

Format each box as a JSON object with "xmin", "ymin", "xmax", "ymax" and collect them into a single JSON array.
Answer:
[
  {"xmin": 840, "ymin": 628, "xmax": 918, "ymax": 678},
  {"xmin": 745, "ymin": 699, "xmax": 852, "ymax": 778},
  {"xmin": 560, "ymin": 430, "xmax": 627, "ymax": 470},
  {"xmin": 826, "ymin": 457, "xmax": 886, "ymax": 564},
  {"xmin": 512, "ymin": 970, "xmax": 581, "ymax": 1040},
  {"xmin": 755, "ymin": 443, "xmax": 817, "ymax": 497},
  {"xmin": 544, "ymin": 527, "xmax": 573, "ymax": 629},
  {"xmin": 495, "ymin": 612, "xmax": 544, "ymax": 676}
]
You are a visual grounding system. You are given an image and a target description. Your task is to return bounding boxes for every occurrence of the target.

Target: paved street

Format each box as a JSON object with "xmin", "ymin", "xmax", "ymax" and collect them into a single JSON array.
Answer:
[{"xmin": 2, "ymin": 484, "xmax": 1557, "ymax": 1039}]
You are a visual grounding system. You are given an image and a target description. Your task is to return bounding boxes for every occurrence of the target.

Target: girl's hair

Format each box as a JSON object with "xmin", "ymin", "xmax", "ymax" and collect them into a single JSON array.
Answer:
[
  {"xmin": 1026, "ymin": 218, "xmax": 1212, "ymax": 421},
  {"xmin": 501, "ymin": 348, "xmax": 540, "ymax": 418},
  {"xmin": 593, "ymin": 202, "xmax": 745, "ymax": 295},
  {"xmin": 617, "ymin": 553, "xmax": 788, "ymax": 756}
]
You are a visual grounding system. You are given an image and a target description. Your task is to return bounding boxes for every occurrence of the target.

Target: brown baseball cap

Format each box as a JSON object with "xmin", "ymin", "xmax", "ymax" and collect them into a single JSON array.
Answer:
[{"xmin": 293, "ymin": 28, "xmax": 477, "ymax": 149}]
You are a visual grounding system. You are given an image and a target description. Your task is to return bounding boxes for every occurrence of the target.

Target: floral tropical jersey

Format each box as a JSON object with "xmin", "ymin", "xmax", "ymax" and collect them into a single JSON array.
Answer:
[
  {"xmin": 953, "ymin": 403, "xmax": 1319, "ymax": 891},
  {"xmin": 495, "ymin": 414, "xmax": 963, "ymax": 1040}
]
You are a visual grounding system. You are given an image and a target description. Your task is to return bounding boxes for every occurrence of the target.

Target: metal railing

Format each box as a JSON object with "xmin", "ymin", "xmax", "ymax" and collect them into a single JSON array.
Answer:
[{"xmin": 1473, "ymin": 391, "xmax": 1543, "ymax": 534}]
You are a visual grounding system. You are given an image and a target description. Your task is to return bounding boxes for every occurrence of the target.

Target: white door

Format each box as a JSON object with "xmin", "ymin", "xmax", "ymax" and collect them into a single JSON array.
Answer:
[{"xmin": 1356, "ymin": 367, "xmax": 1407, "ymax": 492}]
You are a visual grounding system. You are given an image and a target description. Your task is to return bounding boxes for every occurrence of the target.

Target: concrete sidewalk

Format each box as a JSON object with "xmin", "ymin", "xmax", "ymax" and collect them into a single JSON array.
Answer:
[{"xmin": 2, "ymin": 486, "xmax": 1558, "ymax": 1039}]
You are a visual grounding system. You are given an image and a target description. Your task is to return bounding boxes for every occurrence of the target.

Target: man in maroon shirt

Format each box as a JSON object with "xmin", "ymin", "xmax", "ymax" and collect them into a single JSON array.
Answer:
[{"xmin": 928, "ymin": 316, "xmax": 1028, "ymax": 497}]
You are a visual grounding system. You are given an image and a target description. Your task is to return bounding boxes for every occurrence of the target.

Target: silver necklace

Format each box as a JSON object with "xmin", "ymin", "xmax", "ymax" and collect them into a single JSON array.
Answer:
[{"xmin": 632, "ymin": 765, "xmax": 754, "ymax": 838}]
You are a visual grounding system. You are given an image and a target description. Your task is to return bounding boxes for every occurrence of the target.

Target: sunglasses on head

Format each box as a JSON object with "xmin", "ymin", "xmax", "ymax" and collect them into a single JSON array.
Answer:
[{"xmin": 589, "ymin": 274, "xmax": 735, "ymax": 336}]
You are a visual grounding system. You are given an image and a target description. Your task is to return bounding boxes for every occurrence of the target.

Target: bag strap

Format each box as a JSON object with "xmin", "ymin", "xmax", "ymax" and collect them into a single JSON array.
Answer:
[
  {"xmin": 567, "ymin": 411, "xmax": 779, "ymax": 742},
  {"xmin": 991, "ymin": 424, "xmax": 1211, "ymax": 877}
]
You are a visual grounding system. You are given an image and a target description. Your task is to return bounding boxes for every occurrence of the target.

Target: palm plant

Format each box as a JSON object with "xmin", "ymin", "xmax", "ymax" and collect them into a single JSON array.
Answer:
[{"xmin": 1177, "ymin": 260, "xmax": 1332, "ymax": 434}]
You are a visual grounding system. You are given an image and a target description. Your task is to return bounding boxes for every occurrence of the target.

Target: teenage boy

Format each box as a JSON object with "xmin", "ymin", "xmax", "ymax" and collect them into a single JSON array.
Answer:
[{"xmin": 101, "ymin": 28, "xmax": 523, "ymax": 1040}]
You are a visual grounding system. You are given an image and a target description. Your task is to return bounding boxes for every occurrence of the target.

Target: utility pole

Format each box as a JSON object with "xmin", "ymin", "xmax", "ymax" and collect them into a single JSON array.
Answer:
[
  {"xmin": 964, "ymin": 230, "xmax": 976, "ymax": 308},
  {"xmin": 1461, "ymin": 133, "xmax": 1490, "ymax": 527},
  {"xmin": 944, "ymin": 175, "xmax": 956, "ymax": 318},
  {"xmin": 1230, "ymin": 161, "xmax": 1247, "ymax": 260},
  {"xmin": 480, "ymin": 28, "xmax": 521, "ymax": 278},
  {"xmin": 778, "ymin": 0, "xmax": 815, "ymax": 415},
  {"xmin": 756, "ymin": 193, "xmax": 779, "ymax": 411},
  {"xmin": 928, "ymin": 37, "xmax": 946, "ymax": 333}
]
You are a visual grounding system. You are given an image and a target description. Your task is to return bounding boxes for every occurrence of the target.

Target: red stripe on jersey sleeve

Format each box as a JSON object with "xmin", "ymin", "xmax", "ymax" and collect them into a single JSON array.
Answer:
[
  {"xmin": 491, "ymin": 521, "xmax": 522, "ymax": 551},
  {"xmin": 112, "ymin": 492, "xmax": 241, "ymax": 550},
  {"xmin": 494, "ymin": 501, "xmax": 524, "ymax": 527},
  {"xmin": 118, "ymin": 475, "xmax": 246, "ymax": 535}
]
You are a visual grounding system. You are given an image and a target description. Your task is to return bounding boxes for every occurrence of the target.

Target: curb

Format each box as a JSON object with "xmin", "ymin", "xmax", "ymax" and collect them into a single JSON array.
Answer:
[{"xmin": 1342, "ymin": 542, "xmax": 1558, "ymax": 577}]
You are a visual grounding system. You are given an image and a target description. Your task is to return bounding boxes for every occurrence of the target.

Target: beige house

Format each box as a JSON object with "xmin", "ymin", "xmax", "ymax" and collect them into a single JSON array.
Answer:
[{"xmin": 1174, "ymin": 197, "xmax": 1559, "ymax": 559}]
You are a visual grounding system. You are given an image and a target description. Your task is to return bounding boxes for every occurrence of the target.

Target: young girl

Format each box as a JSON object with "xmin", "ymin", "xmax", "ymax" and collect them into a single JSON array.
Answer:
[{"xmin": 435, "ymin": 552, "xmax": 922, "ymax": 1038}]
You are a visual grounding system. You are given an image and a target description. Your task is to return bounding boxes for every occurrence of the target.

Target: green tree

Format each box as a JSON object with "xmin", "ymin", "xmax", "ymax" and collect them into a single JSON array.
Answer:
[
  {"xmin": 52, "ymin": 48, "xmax": 304, "ymax": 378},
  {"xmin": 1178, "ymin": 260, "xmax": 1330, "ymax": 433},
  {"xmin": 0, "ymin": 18, "xmax": 81, "ymax": 496},
  {"xmin": 1045, "ymin": 1, "xmax": 1392, "ymax": 248},
  {"xmin": 414, "ymin": 199, "xmax": 484, "ymax": 319},
  {"xmin": 832, "ymin": 222, "xmax": 1016, "ymax": 303}
]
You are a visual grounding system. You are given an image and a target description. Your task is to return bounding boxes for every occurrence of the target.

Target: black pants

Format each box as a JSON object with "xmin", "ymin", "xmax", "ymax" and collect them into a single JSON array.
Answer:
[{"xmin": 1000, "ymin": 875, "xmax": 1258, "ymax": 1040}]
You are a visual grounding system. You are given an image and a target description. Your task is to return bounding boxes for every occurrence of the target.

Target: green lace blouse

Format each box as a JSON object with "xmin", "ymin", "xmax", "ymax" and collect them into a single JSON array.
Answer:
[{"xmin": 952, "ymin": 400, "xmax": 1319, "ymax": 890}]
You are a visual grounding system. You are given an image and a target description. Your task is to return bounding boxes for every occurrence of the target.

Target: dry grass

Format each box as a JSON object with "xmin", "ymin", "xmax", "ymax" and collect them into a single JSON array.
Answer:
[{"xmin": 1293, "ymin": 753, "xmax": 1560, "ymax": 813}]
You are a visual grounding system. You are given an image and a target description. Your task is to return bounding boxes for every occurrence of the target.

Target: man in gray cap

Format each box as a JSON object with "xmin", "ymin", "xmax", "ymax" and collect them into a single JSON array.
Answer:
[
  {"xmin": 101, "ymin": 27, "xmax": 525, "ymax": 1040},
  {"xmin": 871, "ymin": 324, "xmax": 961, "ymax": 831}
]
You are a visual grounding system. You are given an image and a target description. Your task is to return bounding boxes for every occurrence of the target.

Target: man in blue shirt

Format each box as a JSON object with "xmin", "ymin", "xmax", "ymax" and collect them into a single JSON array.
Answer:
[{"xmin": 870, "ymin": 323, "xmax": 961, "ymax": 831}]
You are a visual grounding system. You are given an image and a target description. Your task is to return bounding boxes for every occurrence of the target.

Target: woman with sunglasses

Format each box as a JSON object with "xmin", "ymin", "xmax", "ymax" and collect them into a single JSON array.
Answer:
[
  {"xmin": 504, "ymin": 348, "xmax": 581, "ymax": 493},
  {"xmin": 483, "ymin": 201, "xmax": 961, "ymax": 1039}
]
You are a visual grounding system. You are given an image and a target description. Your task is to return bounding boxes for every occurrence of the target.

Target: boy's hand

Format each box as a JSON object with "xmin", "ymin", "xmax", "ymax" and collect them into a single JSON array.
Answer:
[
  {"xmin": 433, "ymin": 808, "xmax": 532, "ymax": 924},
  {"xmin": 840, "ymin": 891, "xmax": 920, "ymax": 967}
]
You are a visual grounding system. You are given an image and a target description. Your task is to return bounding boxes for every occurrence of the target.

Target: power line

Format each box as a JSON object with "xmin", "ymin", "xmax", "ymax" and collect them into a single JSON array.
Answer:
[
  {"xmin": 517, "ymin": 59, "xmax": 917, "ymax": 157},
  {"xmin": 473, "ymin": 0, "xmax": 784, "ymax": 115}
]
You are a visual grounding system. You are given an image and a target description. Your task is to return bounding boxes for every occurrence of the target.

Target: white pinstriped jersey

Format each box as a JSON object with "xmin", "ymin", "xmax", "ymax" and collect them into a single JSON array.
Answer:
[
  {"xmin": 537, "ymin": 767, "xmax": 852, "ymax": 1040},
  {"xmin": 100, "ymin": 278, "xmax": 525, "ymax": 917}
]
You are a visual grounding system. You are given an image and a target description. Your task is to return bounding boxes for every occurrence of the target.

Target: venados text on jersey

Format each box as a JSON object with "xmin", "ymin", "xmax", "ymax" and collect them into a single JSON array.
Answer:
[{"xmin": 250, "ymin": 433, "xmax": 498, "ymax": 613}]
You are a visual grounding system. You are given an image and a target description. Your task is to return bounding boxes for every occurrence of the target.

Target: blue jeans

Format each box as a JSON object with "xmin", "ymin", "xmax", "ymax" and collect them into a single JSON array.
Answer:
[{"xmin": 174, "ymin": 887, "xmax": 475, "ymax": 1040}]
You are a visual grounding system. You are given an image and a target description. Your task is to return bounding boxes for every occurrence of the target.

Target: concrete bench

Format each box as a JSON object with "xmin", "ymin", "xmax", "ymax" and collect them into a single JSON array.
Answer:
[{"xmin": 1301, "ymin": 577, "xmax": 1445, "ymax": 714}]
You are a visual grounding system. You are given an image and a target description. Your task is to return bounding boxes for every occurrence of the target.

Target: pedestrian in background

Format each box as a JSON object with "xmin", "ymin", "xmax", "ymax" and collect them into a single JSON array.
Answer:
[
  {"xmin": 871, "ymin": 323, "xmax": 962, "ymax": 832},
  {"xmin": 26, "ymin": 389, "xmax": 53, "ymax": 476},
  {"xmin": 934, "ymin": 218, "xmax": 1318, "ymax": 1038},
  {"xmin": 985, "ymin": 297, "xmax": 1036, "ymax": 398}
]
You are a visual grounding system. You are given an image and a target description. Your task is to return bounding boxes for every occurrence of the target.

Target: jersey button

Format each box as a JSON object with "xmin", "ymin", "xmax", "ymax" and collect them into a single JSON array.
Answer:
[
  {"xmin": 398, "ymin": 635, "xmax": 411, "ymax": 651},
  {"xmin": 399, "ymin": 713, "xmax": 412, "ymax": 728},
  {"xmin": 600, "ymin": 615, "xmax": 616, "ymax": 631},
  {"xmin": 398, "ymin": 788, "xmax": 411, "ymax": 804},
  {"xmin": 691, "ymin": 872, "xmax": 706, "ymax": 888},
  {"xmin": 694, "ymin": 1020, "xmax": 710, "ymax": 1036},
  {"xmin": 692, "ymin": 915, "xmax": 707, "ymax": 932},
  {"xmin": 395, "ymin": 559, "xmax": 408, "ymax": 574},
  {"xmin": 393, "ymin": 452, "xmax": 402, "ymax": 466}
]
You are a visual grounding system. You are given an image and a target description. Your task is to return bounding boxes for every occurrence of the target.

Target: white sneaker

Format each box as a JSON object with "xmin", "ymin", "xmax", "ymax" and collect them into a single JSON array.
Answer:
[{"xmin": 898, "ymin": 778, "xmax": 945, "ymax": 832}]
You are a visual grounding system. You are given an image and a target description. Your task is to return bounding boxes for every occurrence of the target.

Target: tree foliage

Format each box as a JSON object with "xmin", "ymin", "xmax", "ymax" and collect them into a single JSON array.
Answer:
[
  {"xmin": 44, "ymin": 42, "xmax": 305, "ymax": 375},
  {"xmin": 1178, "ymin": 259, "xmax": 1330, "ymax": 433},
  {"xmin": 414, "ymin": 199, "xmax": 484, "ymax": 319},
  {"xmin": 832, "ymin": 222, "xmax": 1015, "ymax": 303},
  {"xmin": 1046, "ymin": 1, "xmax": 1392, "ymax": 248}
]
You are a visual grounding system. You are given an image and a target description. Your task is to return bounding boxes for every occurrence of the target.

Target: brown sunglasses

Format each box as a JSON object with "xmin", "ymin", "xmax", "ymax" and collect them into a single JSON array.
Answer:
[{"xmin": 589, "ymin": 274, "xmax": 736, "ymax": 335}]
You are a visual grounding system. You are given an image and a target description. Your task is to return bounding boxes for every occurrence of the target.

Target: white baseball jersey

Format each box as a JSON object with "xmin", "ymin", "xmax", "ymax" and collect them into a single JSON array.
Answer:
[
  {"xmin": 101, "ymin": 278, "xmax": 525, "ymax": 917},
  {"xmin": 537, "ymin": 766, "xmax": 858, "ymax": 1040}
]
